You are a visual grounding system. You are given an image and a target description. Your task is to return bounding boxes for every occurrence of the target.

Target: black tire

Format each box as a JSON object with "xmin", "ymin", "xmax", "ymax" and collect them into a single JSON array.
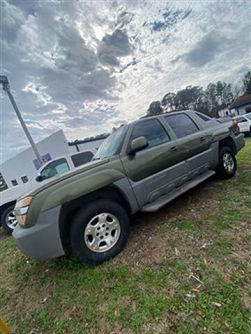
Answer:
[
  {"xmin": 1, "ymin": 204, "xmax": 17, "ymax": 234},
  {"xmin": 70, "ymin": 199, "xmax": 130, "ymax": 265},
  {"xmin": 216, "ymin": 146, "xmax": 237, "ymax": 179}
]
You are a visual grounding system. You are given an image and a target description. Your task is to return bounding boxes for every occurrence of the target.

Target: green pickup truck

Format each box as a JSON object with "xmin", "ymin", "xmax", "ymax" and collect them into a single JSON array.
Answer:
[{"xmin": 13, "ymin": 111, "xmax": 245, "ymax": 264}]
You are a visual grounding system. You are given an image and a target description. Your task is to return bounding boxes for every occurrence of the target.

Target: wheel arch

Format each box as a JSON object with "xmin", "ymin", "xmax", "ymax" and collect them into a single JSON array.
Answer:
[
  {"xmin": 0, "ymin": 201, "xmax": 16, "ymax": 224},
  {"xmin": 59, "ymin": 185, "xmax": 132, "ymax": 247},
  {"xmin": 219, "ymin": 136, "xmax": 237, "ymax": 154}
]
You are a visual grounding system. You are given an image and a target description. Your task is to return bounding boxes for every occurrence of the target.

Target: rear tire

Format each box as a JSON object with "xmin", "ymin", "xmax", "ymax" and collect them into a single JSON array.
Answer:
[
  {"xmin": 1, "ymin": 204, "xmax": 17, "ymax": 234},
  {"xmin": 70, "ymin": 199, "xmax": 130, "ymax": 265},
  {"xmin": 216, "ymin": 147, "xmax": 237, "ymax": 179}
]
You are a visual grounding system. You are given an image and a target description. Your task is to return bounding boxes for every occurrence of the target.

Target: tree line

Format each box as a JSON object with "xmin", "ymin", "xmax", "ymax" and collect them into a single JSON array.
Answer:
[{"xmin": 147, "ymin": 71, "xmax": 251, "ymax": 117}]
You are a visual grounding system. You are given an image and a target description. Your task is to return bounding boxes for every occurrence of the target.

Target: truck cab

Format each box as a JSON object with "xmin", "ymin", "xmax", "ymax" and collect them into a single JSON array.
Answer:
[{"xmin": 36, "ymin": 150, "xmax": 94, "ymax": 183}]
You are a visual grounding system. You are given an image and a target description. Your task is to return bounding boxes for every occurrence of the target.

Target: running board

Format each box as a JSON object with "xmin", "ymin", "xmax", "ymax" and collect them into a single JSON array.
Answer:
[{"xmin": 141, "ymin": 170, "xmax": 215, "ymax": 213}]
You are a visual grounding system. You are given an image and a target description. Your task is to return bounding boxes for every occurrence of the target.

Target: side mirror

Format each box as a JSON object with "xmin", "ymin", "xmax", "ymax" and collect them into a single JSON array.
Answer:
[
  {"xmin": 129, "ymin": 136, "xmax": 148, "ymax": 155},
  {"xmin": 35, "ymin": 175, "xmax": 44, "ymax": 182}
]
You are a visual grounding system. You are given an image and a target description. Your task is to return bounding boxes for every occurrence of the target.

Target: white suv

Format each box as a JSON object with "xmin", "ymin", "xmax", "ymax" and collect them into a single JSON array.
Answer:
[{"xmin": 234, "ymin": 113, "xmax": 251, "ymax": 135}]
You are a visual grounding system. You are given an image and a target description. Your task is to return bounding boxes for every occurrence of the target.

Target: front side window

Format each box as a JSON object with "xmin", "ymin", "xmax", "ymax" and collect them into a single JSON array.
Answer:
[
  {"xmin": 246, "ymin": 114, "xmax": 251, "ymax": 120},
  {"xmin": 40, "ymin": 158, "xmax": 70, "ymax": 179},
  {"xmin": 130, "ymin": 119, "xmax": 169, "ymax": 148},
  {"xmin": 164, "ymin": 114, "xmax": 199, "ymax": 138}
]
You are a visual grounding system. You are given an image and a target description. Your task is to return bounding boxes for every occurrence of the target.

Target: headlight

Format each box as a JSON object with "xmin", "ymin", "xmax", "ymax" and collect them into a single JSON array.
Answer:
[{"xmin": 15, "ymin": 196, "xmax": 32, "ymax": 227}]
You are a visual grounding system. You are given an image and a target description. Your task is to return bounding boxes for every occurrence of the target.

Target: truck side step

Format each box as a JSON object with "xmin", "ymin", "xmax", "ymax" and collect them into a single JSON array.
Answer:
[{"xmin": 141, "ymin": 170, "xmax": 215, "ymax": 213}]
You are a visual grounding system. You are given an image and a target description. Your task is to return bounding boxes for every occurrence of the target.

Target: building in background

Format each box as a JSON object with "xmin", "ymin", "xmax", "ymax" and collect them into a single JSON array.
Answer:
[
  {"xmin": 218, "ymin": 107, "xmax": 231, "ymax": 118},
  {"xmin": 230, "ymin": 94, "xmax": 251, "ymax": 115},
  {"xmin": 0, "ymin": 130, "xmax": 107, "ymax": 191}
]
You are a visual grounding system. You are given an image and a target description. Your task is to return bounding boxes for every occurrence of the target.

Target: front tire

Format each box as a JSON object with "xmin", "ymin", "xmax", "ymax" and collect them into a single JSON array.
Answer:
[
  {"xmin": 216, "ymin": 147, "xmax": 237, "ymax": 179},
  {"xmin": 70, "ymin": 199, "xmax": 130, "ymax": 265},
  {"xmin": 1, "ymin": 205, "xmax": 18, "ymax": 234}
]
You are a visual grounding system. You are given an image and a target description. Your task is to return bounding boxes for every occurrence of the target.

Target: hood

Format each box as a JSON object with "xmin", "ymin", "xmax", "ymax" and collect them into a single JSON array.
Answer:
[{"xmin": 23, "ymin": 158, "xmax": 109, "ymax": 199}]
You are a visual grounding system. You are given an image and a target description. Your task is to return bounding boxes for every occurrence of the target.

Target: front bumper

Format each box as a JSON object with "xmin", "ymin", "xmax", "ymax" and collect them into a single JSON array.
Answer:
[{"xmin": 13, "ymin": 206, "xmax": 65, "ymax": 260}]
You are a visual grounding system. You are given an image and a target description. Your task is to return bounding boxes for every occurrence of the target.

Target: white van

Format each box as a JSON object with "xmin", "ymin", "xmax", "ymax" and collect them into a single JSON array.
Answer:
[
  {"xmin": 234, "ymin": 113, "xmax": 251, "ymax": 135},
  {"xmin": 0, "ymin": 150, "xmax": 94, "ymax": 233}
]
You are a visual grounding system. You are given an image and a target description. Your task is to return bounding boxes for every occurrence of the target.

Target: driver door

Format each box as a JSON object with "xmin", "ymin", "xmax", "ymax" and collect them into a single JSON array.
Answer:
[{"xmin": 120, "ymin": 118, "xmax": 187, "ymax": 207}]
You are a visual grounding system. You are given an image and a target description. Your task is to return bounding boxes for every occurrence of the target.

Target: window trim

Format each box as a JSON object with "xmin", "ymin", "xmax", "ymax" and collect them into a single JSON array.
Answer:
[
  {"xmin": 127, "ymin": 118, "xmax": 171, "ymax": 153},
  {"xmin": 164, "ymin": 113, "xmax": 200, "ymax": 139}
]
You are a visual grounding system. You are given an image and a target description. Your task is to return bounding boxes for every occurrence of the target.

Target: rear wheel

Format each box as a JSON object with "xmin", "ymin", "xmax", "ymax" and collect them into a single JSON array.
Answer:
[
  {"xmin": 70, "ymin": 199, "xmax": 130, "ymax": 264},
  {"xmin": 216, "ymin": 147, "xmax": 237, "ymax": 179},
  {"xmin": 1, "ymin": 204, "xmax": 17, "ymax": 234}
]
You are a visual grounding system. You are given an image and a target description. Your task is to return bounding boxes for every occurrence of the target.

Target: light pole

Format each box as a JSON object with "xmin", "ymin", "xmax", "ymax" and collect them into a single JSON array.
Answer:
[{"xmin": 0, "ymin": 75, "xmax": 44, "ymax": 166}]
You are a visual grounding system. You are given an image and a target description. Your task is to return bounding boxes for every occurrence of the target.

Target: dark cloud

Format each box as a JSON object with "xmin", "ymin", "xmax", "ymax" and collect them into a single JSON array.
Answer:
[
  {"xmin": 173, "ymin": 32, "xmax": 228, "ymax": 67},
  {"xmin": 97, "ymin": 29, "xmax": 132, "ymax": 66}
]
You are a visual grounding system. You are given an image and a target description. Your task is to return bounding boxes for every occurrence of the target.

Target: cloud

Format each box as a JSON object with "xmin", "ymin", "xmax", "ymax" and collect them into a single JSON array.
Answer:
[
  {"xmin": 0, "ymin": 0, "xmax": 250, "ymax": 163},
  {"xmin": 173, "ymin": 32, "xmax": 228, "ymax": 67},
  {"xmin": 97, "ymin": 29, "xmax": 133, "ymax": 66},
  {"xmin": 148, "ymin": 7, "xmax": 192, "ymax": 32}
]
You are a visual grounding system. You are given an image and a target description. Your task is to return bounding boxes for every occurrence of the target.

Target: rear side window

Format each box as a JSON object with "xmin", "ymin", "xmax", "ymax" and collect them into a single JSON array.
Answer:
[
  {"xmin": 130, "ymin": 119, "xmax": 170, "ymax": 148},
  {"xmin": 195, "ymin": 112, "xmax": 212, "ymax": 122},
  {"xmin": 164, "ymin": 114, "xmax": 199, "ymax": 138},
  {"xmin": 236, "ymin": 117, "xmax": 247, "ymax": 123},
  {"xmin": 71, "ymin": 151, "xmax": 94, "ymax": 167}
]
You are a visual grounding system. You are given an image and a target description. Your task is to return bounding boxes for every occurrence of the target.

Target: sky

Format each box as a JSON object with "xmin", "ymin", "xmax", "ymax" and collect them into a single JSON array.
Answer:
[{"xmin": 0, "ymin": 0, "xmax": 250, "ymax": 163}]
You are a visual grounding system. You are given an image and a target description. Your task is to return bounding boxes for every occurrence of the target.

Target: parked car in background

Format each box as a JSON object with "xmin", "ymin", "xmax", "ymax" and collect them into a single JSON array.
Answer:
[
  {"xmin": 0, "ymin": 150, "xmax": 94, "ymax": 233},
  {"xmin": 234, "ymin": 113, "xmax": 251, "ymax": 135},
  {"xmin": 13, "ymin": 110, "xmax": 245, "ymax": 265}
]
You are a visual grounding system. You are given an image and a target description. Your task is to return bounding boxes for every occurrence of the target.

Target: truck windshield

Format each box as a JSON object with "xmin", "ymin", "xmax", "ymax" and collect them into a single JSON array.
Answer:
[{"xmin": 93, "ymin": 126, "xmax": 127, "ymax": 160}]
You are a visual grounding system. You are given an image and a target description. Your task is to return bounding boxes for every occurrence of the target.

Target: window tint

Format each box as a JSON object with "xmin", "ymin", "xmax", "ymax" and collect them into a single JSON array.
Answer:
[
  {"xmin": 195, "ymin": 112, "xmax": 212, "ymax": 121},
  {"xmin": 246, "ymin": 114, "xmax": 251, "ymax": 120},
  {"xmin": 164, "ymin": 114, "xmax": 199, "ymax": 138},
  {"xmin": 130, "ymin": 119, "xmax": 169, "ymax": 148},
  {"xmin": 71, "ymin": 151, "xmax": 94, "ymax": 167},
  {"xmin": 40, "ymin": 158, "xmax": 70, "ymax": 179}
]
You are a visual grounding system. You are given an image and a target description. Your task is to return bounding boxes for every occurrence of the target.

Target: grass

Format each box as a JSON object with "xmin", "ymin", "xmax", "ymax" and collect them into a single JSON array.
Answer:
[{"xmin": 0, "ymin": 138, "xmax": 251, "ymax": 333}]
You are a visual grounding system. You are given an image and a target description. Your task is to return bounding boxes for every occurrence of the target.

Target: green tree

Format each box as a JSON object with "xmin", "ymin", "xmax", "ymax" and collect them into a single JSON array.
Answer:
[
  {"xmin": 147, "ymin": 101, "xmax": 163, "ymax": 116},
  {"xmin": 243, "ymin": 71, "xmax": 251, "ymax": 95},
  {"xmin": 161, "ymin": 93, "xmax": 175, "ymax": 111}
]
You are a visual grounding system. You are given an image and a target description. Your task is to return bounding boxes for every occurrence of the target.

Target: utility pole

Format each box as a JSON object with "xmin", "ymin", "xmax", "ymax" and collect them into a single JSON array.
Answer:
[{"xmin": 0, "ymin": 75, "xmax": 44, "ymax": 166}]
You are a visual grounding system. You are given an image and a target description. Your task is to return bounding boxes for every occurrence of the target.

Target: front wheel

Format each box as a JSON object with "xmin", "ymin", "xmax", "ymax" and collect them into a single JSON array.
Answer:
[
  {"xmin": 70, "ymin": 199, "xmax": 130, "ymax": 265},
  {"xmin": 216, "ymin": 147, "xmax": 237, "ymax": 179},
  {"xmin": 1, "ymin": 204, "xmax": 18, "ymax": 234}
]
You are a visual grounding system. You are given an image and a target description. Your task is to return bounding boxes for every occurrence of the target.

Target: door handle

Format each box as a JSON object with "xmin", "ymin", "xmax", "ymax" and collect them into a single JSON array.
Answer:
[
  {"xmin": 200, "ymin": 136, "xmax": 206, "ymax": 143},
  {"xmin": 170, "ymin": 146, "xmax": 177, "ymax": 152}
]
